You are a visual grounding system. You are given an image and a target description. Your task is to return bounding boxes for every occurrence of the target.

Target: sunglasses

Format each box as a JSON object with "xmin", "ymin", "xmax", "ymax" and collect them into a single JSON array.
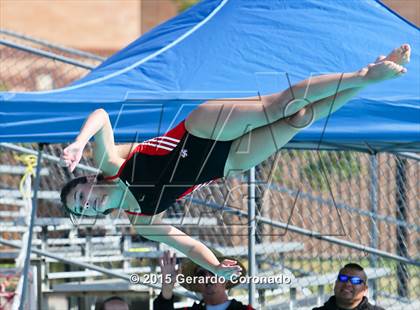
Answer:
[{"xmin": 337, "ymin": 274, "xmax": 365, "ymax": 285}]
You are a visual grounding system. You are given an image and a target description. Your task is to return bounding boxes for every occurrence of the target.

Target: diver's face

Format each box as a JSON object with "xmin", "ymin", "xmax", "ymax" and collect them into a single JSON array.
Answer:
[{"xmin": 67, "ymin": 181, "xmax": 112, "ymax": 216}]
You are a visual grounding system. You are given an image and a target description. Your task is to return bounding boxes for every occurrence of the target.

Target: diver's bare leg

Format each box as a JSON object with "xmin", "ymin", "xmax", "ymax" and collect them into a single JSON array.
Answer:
[{"xmin": 186, "ymin": 49, "xmax": 408, "ymax": 141}]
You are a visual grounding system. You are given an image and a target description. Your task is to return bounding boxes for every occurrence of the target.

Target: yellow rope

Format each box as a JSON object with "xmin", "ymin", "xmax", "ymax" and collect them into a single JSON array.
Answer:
[{"xmin": 14, "ymin": 154, "xmax": 37, "ymax": 199}]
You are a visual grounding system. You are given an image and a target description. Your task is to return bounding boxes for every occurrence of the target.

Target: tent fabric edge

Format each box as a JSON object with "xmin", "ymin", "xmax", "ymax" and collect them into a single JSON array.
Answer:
[{"xmin": 375, "ymin": 0, "xmax": 419, "ymax": 30}]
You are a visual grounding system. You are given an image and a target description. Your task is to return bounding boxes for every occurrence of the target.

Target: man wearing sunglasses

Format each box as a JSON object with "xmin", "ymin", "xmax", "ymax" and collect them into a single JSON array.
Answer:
[
  {"xmin": 313, "ymin": 263, "xmax": 385, "ymax": 310},
  {"xmin": 154, "ymin": 250, "xmax": 254, "ymax": 310}
]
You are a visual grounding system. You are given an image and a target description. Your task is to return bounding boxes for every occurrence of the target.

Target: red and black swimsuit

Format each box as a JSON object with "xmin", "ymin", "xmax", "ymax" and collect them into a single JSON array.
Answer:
[{"xmin": 104, "ymin": 121, "xmax": 232, "ymax": 216}]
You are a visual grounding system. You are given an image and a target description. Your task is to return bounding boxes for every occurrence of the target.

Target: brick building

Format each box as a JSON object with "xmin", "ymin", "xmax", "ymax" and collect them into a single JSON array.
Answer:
[{"xmin": 1, "ymin": 0, "xmax": 418, "ymax": 56}]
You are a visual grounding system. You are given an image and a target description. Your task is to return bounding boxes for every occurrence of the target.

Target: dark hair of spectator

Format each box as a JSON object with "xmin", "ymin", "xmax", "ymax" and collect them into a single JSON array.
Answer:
[
  {"xmin": 95, "ymin": 296, "xmax": 127, "ymax": 310},
  {"xmin": 339, "ymin": 263, "xmax": 367, "ymax": 281}
]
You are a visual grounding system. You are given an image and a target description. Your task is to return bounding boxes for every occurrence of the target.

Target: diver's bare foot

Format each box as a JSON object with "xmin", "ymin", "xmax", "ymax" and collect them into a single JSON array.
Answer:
[
  {"xmin": 375, "ymin": 44, "xmax": 411, "ymax": 65},
  {"xmin": 362, "ymin": 61, "xmax": 406, "ymax": 83}
]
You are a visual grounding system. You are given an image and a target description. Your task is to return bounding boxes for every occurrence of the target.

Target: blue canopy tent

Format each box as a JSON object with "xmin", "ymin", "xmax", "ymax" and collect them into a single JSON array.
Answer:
[{"xmin": 1, "ymin": 0, "xmax": 419, "ymax": 152}]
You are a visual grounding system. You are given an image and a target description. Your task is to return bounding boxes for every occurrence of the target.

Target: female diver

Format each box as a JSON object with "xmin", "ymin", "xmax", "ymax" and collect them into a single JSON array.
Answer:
[{"xmin": 60, "ymin": 45, "xmax": 410, "ymax": 279}]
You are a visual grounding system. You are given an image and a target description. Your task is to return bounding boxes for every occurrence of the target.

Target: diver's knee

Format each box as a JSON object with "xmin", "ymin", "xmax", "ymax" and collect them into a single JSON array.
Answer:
[{"xmin": 285, "ymin": 107, "xmax": 314, "ymax": 129}]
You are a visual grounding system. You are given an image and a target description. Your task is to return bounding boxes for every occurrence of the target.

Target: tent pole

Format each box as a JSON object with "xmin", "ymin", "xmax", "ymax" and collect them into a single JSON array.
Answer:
[
  {"xmin": 369, "ymin": 154, "xmax": 378, "ymax": 301},
  {"xmin": 248, "ymin": 167, "xmax": 256, "ymax": 306},
  {"xmin": 18, "ymin": 143, "xmax": 44, "ymax": 309},
  {"xmin": 395, "ymin": 157, "xmax": 408, "ymax": 297}
]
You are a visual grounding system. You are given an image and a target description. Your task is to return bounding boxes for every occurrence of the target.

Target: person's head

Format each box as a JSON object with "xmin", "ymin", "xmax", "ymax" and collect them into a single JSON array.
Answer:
[
  {"xmin": 95, "ymin": 296, "xmax": 129, "ymax": 310},
  {"xmin": 193, "ymin": 266, "xmax": 228, "ymax": 305},
  {"xmin": 334, "ymin": 263, "xmax": 368, "ymax": 309},
  {"xmin": 179, "ymin": 249, "xmax": 246, "ymax": 305},
  {"xmin": 60, "ymin": 174, "xmax": 121, "ymax": 218}
]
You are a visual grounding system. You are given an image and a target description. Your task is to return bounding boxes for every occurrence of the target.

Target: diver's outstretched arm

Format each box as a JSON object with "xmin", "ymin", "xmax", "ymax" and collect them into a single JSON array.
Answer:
[
  {"xmin": 129, "ymin": 216, "xmax": 242, "ymax": 279},
  {"xmin": 61, "ymin": 109, "xmax": 123, "ymax": 173}
]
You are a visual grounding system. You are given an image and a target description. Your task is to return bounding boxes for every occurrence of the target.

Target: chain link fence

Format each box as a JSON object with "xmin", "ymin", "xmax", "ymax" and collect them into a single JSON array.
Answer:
[{"xmin": 0, "ymin": 30, "xmax": 419, "ymax": 309}]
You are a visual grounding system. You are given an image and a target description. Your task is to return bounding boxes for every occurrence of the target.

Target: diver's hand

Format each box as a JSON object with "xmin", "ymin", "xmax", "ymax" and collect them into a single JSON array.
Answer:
[
  {"xmin": 61, "ymin": 140, "xmax": 85, "ymax": 172},
  {"xmin": 213, "ymin": 259, "xmax": 242, "ymax": 281}
]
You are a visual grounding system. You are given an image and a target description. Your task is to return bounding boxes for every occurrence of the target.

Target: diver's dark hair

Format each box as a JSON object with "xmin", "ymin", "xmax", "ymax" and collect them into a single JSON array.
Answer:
[
  {"xmin": 60, "ymin": 174, "xmax": 105, "ymax": 216},
  {"xmin": 60, "ymin": 176, "xmax": 87, "ymax": 212}
]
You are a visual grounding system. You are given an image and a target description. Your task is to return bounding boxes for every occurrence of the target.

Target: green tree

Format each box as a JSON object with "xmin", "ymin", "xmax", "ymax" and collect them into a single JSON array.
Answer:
[
  {"xmin": 173, "ymin": 0, "xmax": 200, "ymax": 12},
  {"xmin": 0, "ymin": 82, "xmax": 8, "ymax": 91}
]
